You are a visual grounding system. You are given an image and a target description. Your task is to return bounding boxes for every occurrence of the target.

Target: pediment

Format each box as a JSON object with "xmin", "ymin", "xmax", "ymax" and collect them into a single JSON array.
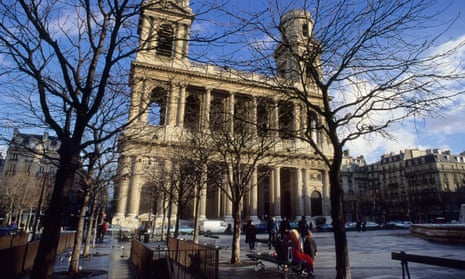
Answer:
[{"xmin": 146, "ymin": 0, "xmax": 193, "ymax": 18}]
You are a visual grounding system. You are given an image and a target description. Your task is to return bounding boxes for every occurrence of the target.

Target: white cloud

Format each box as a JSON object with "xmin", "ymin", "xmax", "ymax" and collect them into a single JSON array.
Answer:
[{"xmin": 336, "ymin": 30, "xmax": 465, "ymax": 163}]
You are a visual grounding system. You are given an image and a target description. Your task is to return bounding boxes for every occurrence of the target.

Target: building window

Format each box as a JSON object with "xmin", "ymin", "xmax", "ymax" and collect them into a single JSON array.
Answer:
[
  {"xmin": 279, "ymin": 101, "xmax": 295, "ymax": 139},
  {"xmin": 148, "ymin": 87, "xmax": 167, "ymax": 126},
  {"xmin": 307, "ymin": 110, "xmax": 318, "ymax": 143},
  {"xmin": 10, "ymin": 153, "xmax": 18, "ymax": 161},
  {"xmin": 257, "ymin": 98, "xmax": 272, "ymax": 137},
  {"xmin": 184, "ymin": 94, "xmax": 200, "ymax": 130},
  {"xmin": 302, "ymin": 23, "xmax": 308, "ymax": 37},
  {"xmin": 210, "ymin": 93, "xmax": 227, "ymax": 132},
  {"xmin": 156, "ymin": 24, "xmax": 174, "ymax": 57}
]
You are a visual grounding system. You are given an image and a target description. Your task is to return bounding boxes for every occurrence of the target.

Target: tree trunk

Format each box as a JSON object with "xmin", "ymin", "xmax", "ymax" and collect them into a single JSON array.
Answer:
[
  {"xmin": 329, "ymin": 153, "xmax": 351, "ymax": 279},
  {"xmin": 230, "ymin": 202, "xmax": 241, "ymax": 264},
  {"xmin": 68, "ymin": 189, "xmax": 91, "ymax": 274},
  {"xmin": 30, "ymin": 143, "xmax": 80, "ymax": 279},
  {"xmin": 83, "ymin": 197, "xmax": 98, "ymax": 256},
  {"xmin": 193, "ymin": 188, "xmax": 201, "ymax": 244}
]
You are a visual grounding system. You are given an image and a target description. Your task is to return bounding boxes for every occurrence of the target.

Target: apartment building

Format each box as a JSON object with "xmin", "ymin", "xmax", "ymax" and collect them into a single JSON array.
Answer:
[
  {"xmin": 342, "ymin": 149, "xmax": 465, "ymax": 222},
  {"xmin": 0, "ymin": 129, "xmax": 59, "ymax": 227}
]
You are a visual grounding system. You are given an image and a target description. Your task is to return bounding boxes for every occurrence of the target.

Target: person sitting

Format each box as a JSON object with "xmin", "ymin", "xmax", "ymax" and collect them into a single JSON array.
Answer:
[{"xmin": 286, "ymin": 229, "xmax": 314, "ymax": 277}]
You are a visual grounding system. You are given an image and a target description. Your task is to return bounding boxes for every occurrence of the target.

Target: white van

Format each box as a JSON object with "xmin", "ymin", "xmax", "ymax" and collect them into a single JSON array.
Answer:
[{"xmin": 199, "ymin": 220, "xmax": 227, "ymax": 234}]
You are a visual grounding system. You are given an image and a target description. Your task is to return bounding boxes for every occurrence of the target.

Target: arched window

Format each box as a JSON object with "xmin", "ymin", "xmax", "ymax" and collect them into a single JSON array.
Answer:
[
  {"xmin": 148, "ymin": 87, "xmax": 166, "ymax": 126},
  {"xmin": 156, "ymin": 24, "xmax": 174, "ymax": 57},
  {"xmin": 311, "ymin": 191, "xmax": 323, "ymax": 216}
]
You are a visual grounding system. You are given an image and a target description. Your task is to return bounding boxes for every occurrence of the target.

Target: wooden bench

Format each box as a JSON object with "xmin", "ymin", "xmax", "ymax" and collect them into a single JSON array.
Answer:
[{"xmin": 391, "ymin": 251, "xmax": 465, "ymax": 279}]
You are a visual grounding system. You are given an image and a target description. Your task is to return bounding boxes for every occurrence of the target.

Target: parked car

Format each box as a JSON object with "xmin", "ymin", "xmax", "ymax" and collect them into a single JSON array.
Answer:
[
  {"xmin": 364, "ymin": 221, "xmax": 380, "ymax": 230},
  {"xmin": 200, "ymin": 220, "xmax": 227, "ymax": 234},
  {"xmin": 319, "ymin": 223, "xmax": 333, "ymax": 232},
  {"xmin": 178, "ymin": 224, "xmax": 194, "ymax": 235},
  {"xmin": 0, "ymin": 227, "xmax": 16, "ymax": 236},
  {"xmin": 395, "ymin": 221, "xmax": 412, "ymax": 229},
  {"xmin": 345, "ymin": 222, "xmax": 357, "ymax": 231},
  {"xmin": 381, "ymin": 220, "xmax": 411, "ymax": 229}
]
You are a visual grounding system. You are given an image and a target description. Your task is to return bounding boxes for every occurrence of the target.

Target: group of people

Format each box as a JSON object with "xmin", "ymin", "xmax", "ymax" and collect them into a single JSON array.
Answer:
[{"xmin": 244, "ymin": 215, "xmax": 317, "ymax": 278}]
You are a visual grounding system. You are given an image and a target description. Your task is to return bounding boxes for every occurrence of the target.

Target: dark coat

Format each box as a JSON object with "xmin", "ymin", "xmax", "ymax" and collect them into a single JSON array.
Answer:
[
  {"xmin": 245, "ymin": 224, "xmax": 257, "ymax": 243},
  {"xmin": 303, "ymin": 236, "xmax": 317, "ymax": 259}
]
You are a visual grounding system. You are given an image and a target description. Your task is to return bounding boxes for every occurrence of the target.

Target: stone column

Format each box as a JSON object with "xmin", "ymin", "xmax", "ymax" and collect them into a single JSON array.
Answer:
[
  {"xmin": 228, "ymin": 93, "xmax": 235, "ymax": 134},
  {"xmin": 166, "ymin": 160, "xmax": 177, "ymax": 222},
  {"xmin": 251, "ymin": 97, "xmax": 257, "ymax": 136},
  {"xmin": 273, "ymin": 98, "xmax": 280, "ymax": 137},
  {"xmin": 203, "ymin": 88, "xmax": 211, "ymax": 129},
  {"xmin": 199, "ymin": 165, "xmax": 208, "ymax": 220},
  {"xmin": 129, "ymin": 78, "xmax": 146, "ymax": 122},
  {"xmin": 127, "ymin": 156, "xmax": 141, "ymax": 218},
  {"xmin": 269, "ymin": 168, "xmax": 275, "ymax": 216},
  {"xmin": 113, "ymin": 156, "xmax": 132, "ymax": 221},
  {"xmin": 295, "ymin": 104, "xmax": 301, "ymax": 137},
  {"xmin": 224, "ymin": 165, "xmax": 233, "ymax": 217},
  {"xmin": 274, "ymin": 167, "xmax": 281, "ymax": 217},
  {"xmin": 175, "ymin": 23, "xmax": 183, "ymax": 59},
  {"xmin": 322, "ymin": 170, "xmax": 331, "ymax": 216},
  {"xmin": 166, "ymin": 83, "xmax": 179, "ymax": 126},
  {"xmin": 296, "ymin": 168, "xmax": 304, "ymax": 216},
  {"xmin": 177, "ymin": 84, "xmax": 186, "ymax": 127},
  {"xmin": 303, "ymin": 169, "xmax": 311, "ymax": 216},
  {"xmin": 247, "ymin": 168, "xmax": 258, "ymax": 219}
]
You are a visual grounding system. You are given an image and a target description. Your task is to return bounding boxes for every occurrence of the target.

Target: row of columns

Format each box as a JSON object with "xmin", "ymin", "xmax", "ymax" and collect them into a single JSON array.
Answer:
[
  {"xmin": 132, "ymin": 82, "xmax": 321, "ymax": 143},
  {"xmin": 113, "ymin": 158, "xmax": 329, "ymax": 227},
  {"xmin": 245, "ymin": 167, "xmax": 329, "ymax": 219}
]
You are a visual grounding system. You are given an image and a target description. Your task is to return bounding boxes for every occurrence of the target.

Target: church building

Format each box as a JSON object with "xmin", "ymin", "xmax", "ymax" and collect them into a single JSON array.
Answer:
[{"xmin": 112, "ymin": 0, "xmax": 332, "ymax": 229}]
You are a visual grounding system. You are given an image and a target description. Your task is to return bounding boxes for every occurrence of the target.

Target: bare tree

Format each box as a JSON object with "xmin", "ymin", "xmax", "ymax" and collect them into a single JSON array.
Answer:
[
  {"xmin": 236, "ymin": 0, "xmax": 465, "ymax": 278},
  {"xmin": 68, "ymin": 126, "xmax": 118, "ymax": 273},
  {"xmin": 0, "ymin": 1, "xmax": 142, "ymax": 277},
  {"xmin": 0, "ymin": 172, "xmax": 40, "ymax": 226},
  {"xmin": 172, "ymin": 130, "xmax": 219, "ymax": 244},
  {"xmin": 209, "ymin": 110, "xmax": 281, "ymax": 264}
]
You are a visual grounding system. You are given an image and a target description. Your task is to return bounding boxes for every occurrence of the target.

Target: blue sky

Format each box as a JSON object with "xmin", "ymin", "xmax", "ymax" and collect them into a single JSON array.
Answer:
[
  {"xmin": 1, "ymin": 0, "xmax": 465, "ymax": 164},
  {"xmin": 189, "ymin": 0, "xmax": 465, "ymax": 163},
  {"xmin": 343, "ymin": 0, "xmax": 465, "ymax": 162}
]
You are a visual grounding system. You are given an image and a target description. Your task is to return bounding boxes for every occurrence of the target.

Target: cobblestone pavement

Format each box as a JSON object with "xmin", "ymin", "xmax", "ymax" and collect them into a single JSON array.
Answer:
[{"xmin": 22, "ymin": 229, "xmax": 465, "ymax": 278}]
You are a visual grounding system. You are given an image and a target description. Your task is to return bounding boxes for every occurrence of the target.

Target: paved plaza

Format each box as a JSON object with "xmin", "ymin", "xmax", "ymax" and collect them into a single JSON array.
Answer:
[
  {"xmin": 26, "ymin": 229, "xmax": 465, "ymax": 278},
  {"xmin": 216, "ymin": 229, "xmax": 465, "ymax": 278}
]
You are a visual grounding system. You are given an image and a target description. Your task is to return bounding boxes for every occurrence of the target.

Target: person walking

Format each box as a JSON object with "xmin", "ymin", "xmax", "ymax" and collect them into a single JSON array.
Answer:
[
  {"xmin": 303, "ymin": 230, "xmax": 318, "ymax": 260},
  {"xmin": 298, "ymin": 216, "xmax": 309, "ymax": 239},
  {"xmin": 245, "ymin": 220, "xmax": 257, "ymax": 250},
  {"xmin": 279, "ymin": 216, "xmax": 291, "ymax": 237},
  {"xmin": 303, "ymin": 230, "xmax": 317, "ymax": 277},
  {"xmin": 267, "ymin": 217, "xmax": 278, "ymax": 249}
]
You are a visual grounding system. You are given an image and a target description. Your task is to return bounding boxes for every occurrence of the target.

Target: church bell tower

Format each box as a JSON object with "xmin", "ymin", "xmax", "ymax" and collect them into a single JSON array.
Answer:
[
  {"xmin": 274, "ymin": 10, "xmax": 321, "ymax": 86},
  {"xmin": 136, "ymin": 0, "xmax": 194, "ymax": 66}
]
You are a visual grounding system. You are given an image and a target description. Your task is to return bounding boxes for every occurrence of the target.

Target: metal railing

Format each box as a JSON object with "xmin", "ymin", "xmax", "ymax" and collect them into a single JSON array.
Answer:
[
  {"xmin": 167, "ymin": 237, "xmax": 220, "ymax": 279},
  {"xmin": 130, "ymin": 237, "xmax": 220, "ymax": 279},
  {"xmin": 391, "ymin": 251, "xmax": 465, "ymax": 279}
]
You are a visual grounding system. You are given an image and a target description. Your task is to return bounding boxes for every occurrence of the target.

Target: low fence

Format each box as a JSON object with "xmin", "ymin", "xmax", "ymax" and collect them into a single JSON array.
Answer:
[
  {"xmin": 130, "ymin": 237, "xmax": 220, "ymax": 279},
  {"xmin": 391, "ymin": 251, "xmax": 465, "ymax": 279},
  {"xmin": 0, "ymin": 231, "xmax": 75, "ymax": 278},
  {"xmin": 0, "ymin": 232, "xmax": 29, "ymax": 249},
  {"xmin": 130, "ymin": 240, "xmax": 157, "ymax": 279},
  {"xmin": 167, "ymin": 237, "xmax": 219, "ymax": 279}
]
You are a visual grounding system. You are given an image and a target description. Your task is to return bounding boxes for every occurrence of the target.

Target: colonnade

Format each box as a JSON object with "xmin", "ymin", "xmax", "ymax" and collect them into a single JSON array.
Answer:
[{"xmin": 113, "ymin": 158, "xmax": 330, "ymax": 228}]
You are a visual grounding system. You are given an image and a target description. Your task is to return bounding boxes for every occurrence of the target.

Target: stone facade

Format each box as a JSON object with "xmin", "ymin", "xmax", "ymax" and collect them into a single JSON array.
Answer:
[
  {"xmin": 341, "ymin": 148, "xmax": 465, "ymax": 222},
  {"xmin": 0, "ymin": 129, "xmax": 59, "ymax": 226},
  {"xmin": 112, "ymin": 0, "xmax": 331, "ymax": 228}
]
